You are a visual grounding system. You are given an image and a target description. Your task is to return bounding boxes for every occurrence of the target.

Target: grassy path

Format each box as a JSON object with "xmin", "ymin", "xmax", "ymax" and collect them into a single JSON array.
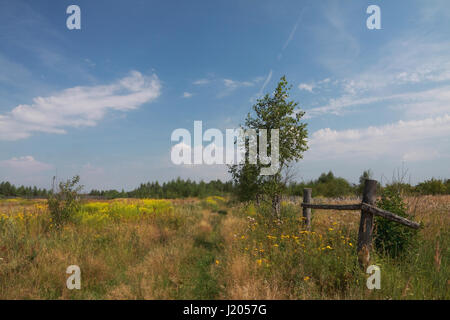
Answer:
[
  {"xmin": 175, "ymin": 212, "xmax": 225, "ymax": 299},
  {"xmin": 104, "ymin": 207, "xmax": 227, "ymax": 299}
]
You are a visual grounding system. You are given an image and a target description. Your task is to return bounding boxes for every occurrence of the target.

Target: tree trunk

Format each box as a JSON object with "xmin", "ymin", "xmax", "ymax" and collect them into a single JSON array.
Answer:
[{"xmin": 272, "ymin": 194, "xmax": 281, "ymax": 218}]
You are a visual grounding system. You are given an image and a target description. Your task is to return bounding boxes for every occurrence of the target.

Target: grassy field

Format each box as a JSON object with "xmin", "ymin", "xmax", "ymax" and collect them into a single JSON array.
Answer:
[{"xmin": 0, "ymin": 195, "xmax": 448, "ymax": 299}]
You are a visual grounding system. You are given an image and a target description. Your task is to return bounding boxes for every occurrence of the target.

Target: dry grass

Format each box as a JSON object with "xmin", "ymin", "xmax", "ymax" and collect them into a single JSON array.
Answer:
[
  {"xmin": 0, "ymin": 195, "xmax": 448, "ymax": 299},
  {"xmin": 220, "ymin": 215, "xmax": 285, "ymax": 299}
]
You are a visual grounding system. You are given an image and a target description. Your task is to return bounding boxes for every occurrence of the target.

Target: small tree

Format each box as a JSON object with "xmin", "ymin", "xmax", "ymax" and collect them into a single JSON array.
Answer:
[
  {"xmin": 47, "ymin": 175, "xmax": 83, "ymax": 228},
  {"xmin": 374, "ymin": 187, "xmax": 418, "ymax": 258},
  {"xmin": 229, "ymin": 160, "xmax": 262, "ymax": 202},
  {"xmin": 229, "ymin": 76, "xmax": 308, "ymax": 217},
  {"xmin": 318, "ymin": 171, "xmax": 335, "ymax": 184},
  {"xmin": 357, "ymin": 169, "xmax": 373, "ymax": 195}
]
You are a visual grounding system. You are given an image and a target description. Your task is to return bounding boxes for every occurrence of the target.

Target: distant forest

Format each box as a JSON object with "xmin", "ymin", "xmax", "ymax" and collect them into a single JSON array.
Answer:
[
  {"xmin": 0, "ymin": 182, "xmax": 49, "ymax": 198},
  {"xmin": 1, "ymin": 172, "xmax": 449, "ymax": 199}
]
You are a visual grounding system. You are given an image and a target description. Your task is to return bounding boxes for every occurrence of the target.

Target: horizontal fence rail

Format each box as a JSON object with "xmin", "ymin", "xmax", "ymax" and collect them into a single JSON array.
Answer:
[
  {"xmin": 300, "ymin": 203, "xmax": 420, "ymax": 229},
  {"xmin": 301, "ymin": 203, "xmax": 362, "ymax": 210},
  {"xmin": 361, "ymin": 203, "xmax": 420, "ymax": 229}
]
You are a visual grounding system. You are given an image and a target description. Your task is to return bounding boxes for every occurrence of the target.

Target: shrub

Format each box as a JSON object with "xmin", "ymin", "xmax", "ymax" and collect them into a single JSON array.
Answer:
[
  {"xmin": 374, "ymin": 187, "xmax": 418, "ymax": 258},
  {"xmin": 314, "ymin": 177, "xmax": 354, "ymax": 198},
  {"xmin": 47, "ymin": 176, "xmax": 83, "ymax": 228},
  {"xmin": 415, "ymin": 178, "xmax": 447, "ymax": 195}
]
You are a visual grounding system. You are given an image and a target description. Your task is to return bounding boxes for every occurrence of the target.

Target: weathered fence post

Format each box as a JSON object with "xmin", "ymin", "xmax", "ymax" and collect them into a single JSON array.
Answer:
[
  {"xmin": 357, "ymin": 179, "xmax": 377, "ymax": 268},
  {"xmin": 303, "ymin": 188, "xmax": 312, "ymax": 230}
]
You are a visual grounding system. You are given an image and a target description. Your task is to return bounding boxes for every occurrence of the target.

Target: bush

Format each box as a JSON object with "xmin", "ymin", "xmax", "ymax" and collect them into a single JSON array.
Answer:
[
  {"xmin": 286, "ymin": 171, "xmax": 357, "ymax": 198},
  {"xmin": 314, "ymin": 177, "xmax": 354, "ymax": 198},
  {"xmin": 415, "ymin": 178, "xmax": 447, "ymax": 195},
  {"xmin": 47, "ymin": 176, "xmax": 83, "ymax": 228},
  {"xmin": 374, "ymin": 187, "xmax": 418, "ymax": 258}
]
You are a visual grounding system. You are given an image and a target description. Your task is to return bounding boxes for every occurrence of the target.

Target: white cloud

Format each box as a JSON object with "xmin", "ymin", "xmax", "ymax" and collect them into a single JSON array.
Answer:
[
  {"xmin": 391, "ymin": 86, "xmax": 450, "ymax": 118},
  {"xmin": 302, "ymin": 30, "xmax": 450, "ymax": 119},
  {"xmin": 193, "ymin": 79, "xmax": 210, "ymax": 85},
  {"xmin": 304, "ymin": 85, "xmax": 450, "ymax": 119},
  {"xmin": 298, "ymin": 83, "xmax": 315, "ymax": 93},
  {"xmin": 223, "ymin": 79, "xmax": 254, "ymax": 89},
  {"xmin": 307, "ymin": 114, "xmax": 450, "ymax": 161},
  {"xmin": 298, "ymin": 78, "xmax": 331, "ymax": 94},
  {"xmin": 0, "ymin": 71, "xmax": 161, "ymax": 140},
  {"xmin": 218, "ymin": 78, "xmax": 259, "ymax": 98},
  {"xmin": 304, "ymin": 95, "xmax": 391, "ymax": 119},
  {"xmin": 192, "ymin": 76, "xmax": 264, "ymax": 98},
  {"xmin": 0, "ymin": 156, "xmax": 52, "ymax": 173},
  {"xmin": 253, "ymin": 76, "xmax": 265, "ymax": 83},
  {"xmin": 182, "ymin": 92, "xmax": 193, "ymax": 98}
]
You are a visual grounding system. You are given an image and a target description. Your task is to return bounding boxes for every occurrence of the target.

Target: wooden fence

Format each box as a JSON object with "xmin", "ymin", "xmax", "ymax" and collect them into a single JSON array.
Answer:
[{"xmin": 301, "ymin": 179, "xmax": 420, "ymax": 267}]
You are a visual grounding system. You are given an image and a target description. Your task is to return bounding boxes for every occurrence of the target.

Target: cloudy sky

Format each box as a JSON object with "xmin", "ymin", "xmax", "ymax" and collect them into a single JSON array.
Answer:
[{"xmin": 0, "ymin": 0, "xmax": 449, "ymax": 190}]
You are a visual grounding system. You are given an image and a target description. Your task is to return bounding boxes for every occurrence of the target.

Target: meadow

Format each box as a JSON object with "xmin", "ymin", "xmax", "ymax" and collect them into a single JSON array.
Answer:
[{"xmin": 0, "ymin": 194, "xmax": 448, "ymax": 299}]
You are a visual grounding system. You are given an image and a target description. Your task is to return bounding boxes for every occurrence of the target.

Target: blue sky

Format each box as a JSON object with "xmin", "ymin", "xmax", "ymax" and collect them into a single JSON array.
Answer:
[{"xmin": 0, "ymin": 0, "xmax": 449, "ymax": 190}]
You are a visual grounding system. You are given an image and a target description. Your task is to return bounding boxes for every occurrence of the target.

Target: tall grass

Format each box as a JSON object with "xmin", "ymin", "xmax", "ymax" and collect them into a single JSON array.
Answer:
[
  {"xmin": 0, "ymin": 195, "xmax": 448, "ymax": 299},
  {"xmin": 222, "ymin": 196, "xmax": 449, "ymax": 299}
]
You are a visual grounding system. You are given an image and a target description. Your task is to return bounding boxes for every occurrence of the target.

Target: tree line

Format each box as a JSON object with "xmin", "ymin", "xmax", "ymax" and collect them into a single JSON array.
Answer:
[
  {"xmin": 286, "ymin": 171, "xmax": 450, "ymax": 198},
  {"xmin": 89, "ymin": 178, "xmax": 234, "ymax": 199},
  {"xmin": 1, "ymin": 174, "xmax": 448, "ymax": 199},
  {"xmin": 0, "ymin": 181, "xmax": 50, "ymax": 198}
]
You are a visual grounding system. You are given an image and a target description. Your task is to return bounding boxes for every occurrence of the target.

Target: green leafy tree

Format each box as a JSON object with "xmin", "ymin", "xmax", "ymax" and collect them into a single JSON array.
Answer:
[
  {"xmin": 318, "ymin": 171, "xmax": 335, "ymax": 184},
  {"xmin": 357, "ymin": 169, "xmax": 373, "ymax": 194},
  {"xmin": 48, "ymin": 176, "xmax": 83, "ymax": 228},
  {"xmin": 230, "ymin": 76, "xmax": 308, "ymax": 217},
  {"xmin": 315, "ymin": 175, "xmax": 355, "ymax": 198}
]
